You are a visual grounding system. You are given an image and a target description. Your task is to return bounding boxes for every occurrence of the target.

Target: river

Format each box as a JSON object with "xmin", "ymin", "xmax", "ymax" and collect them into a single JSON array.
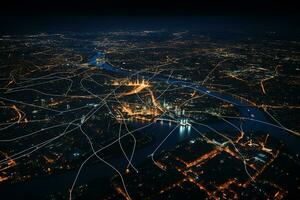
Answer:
[{"xmin": 1, "ymin": 52, "xmax": 299, "ymax": 199}]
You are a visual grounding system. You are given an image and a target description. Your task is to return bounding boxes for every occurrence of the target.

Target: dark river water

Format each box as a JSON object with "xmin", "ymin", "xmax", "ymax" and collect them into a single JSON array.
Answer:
[{"xmin": 1, "ymin": 52, "xmax": 299, "ymax": 199}]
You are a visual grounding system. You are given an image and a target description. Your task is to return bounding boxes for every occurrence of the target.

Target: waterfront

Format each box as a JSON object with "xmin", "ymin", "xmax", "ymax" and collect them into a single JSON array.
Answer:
[{"xmin": 0, "ymin": 28, "xmax": 299, "ymax": 199}]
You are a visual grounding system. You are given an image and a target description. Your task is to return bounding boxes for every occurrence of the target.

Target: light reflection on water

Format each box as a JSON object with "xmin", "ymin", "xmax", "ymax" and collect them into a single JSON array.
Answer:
[{"xmin": 179, "ymin": 125, "xmax": 191, "ymax": 138}]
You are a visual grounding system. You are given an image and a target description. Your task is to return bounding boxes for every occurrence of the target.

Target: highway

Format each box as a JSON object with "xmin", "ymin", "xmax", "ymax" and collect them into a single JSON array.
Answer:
[{"xmin": 90, "ymin": 52, "xmax": 300, "ymax": 153}]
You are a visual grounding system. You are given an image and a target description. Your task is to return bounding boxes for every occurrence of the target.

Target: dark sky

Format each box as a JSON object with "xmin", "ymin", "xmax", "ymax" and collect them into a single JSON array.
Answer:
[
  {"xmin": 0, "ymin": 0, "xmax": 297, "ymax": 17},
  {"xmin": 0, "ymin": 0, "xmax": 298, "ymax": 34}
]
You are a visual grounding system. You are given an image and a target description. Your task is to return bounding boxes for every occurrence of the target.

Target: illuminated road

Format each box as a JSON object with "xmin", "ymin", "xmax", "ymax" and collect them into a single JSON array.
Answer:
[
  {"xmin": 90, "ymin": 52, "xmax": 300, "ymax": 152},
  {"xmin": 1, "ymin": 50, "xmax": 298, "ymax": 199}
]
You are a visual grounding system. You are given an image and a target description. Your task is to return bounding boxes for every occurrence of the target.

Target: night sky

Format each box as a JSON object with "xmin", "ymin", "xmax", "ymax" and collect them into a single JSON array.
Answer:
[
  {"xmin": 0, "ymin": 0, "xmax": 298, "ymax": 33},
  {"xmin": 0, "ymin": 0, "xmax": 297, "ymax": 16}
]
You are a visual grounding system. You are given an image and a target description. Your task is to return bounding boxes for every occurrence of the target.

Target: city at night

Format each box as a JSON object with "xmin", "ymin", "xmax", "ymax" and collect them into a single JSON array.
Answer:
[{"xmin": 0, "ymin": 0, "xmax": 299, "ymax": 199}]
